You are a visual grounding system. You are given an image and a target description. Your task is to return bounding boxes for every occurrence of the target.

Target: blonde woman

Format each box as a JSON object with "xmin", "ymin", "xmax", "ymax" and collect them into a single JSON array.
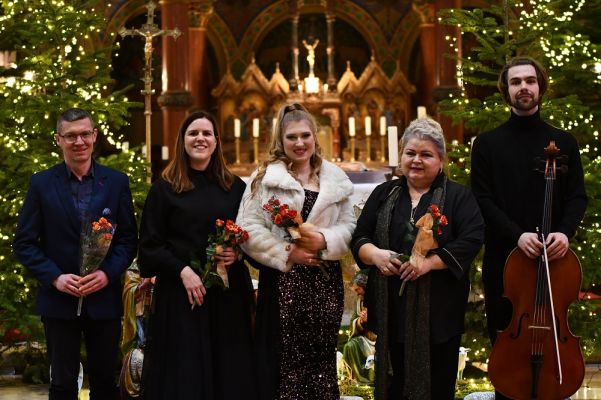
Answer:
[{"xmin": 237, "ymin": 103, "xmax": 356, "ymax": 400}]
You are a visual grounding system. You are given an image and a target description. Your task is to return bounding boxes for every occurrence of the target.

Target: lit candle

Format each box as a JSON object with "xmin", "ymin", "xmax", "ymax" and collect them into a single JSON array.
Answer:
[
  {"xmin": 234, "ymin": 118, "xmax": 241, "ymax": 138},
  {"xmin": 380, "ymin": 116, "xmax": 386, "ymax": 136},
  {"xmin": 388, "ymin": 126, "xmax": 399, "ymax": 167},
  {"xmin": 348, "ymin": 117, "xmax": 355, "ymax": 137},
  {"xmin": 417, "ymin": 106, "xmax": 427, "ymax": 119},
  {"xmin": 365, "ymin": 116, "xmax": 371, "ymax": 136},
  {"xmin": 252, "ymin": 118, "xmax": 259, "ymax": 138},
  {"xmin": 161, "ymin": 145, "xmax": 169, "ymax": 161}
]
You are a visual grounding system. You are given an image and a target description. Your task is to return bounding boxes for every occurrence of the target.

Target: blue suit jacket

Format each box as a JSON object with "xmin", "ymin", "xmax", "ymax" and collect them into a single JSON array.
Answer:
[{"xmin": 13, "ymin": 161, "xmax": 138, "ymax": 319}]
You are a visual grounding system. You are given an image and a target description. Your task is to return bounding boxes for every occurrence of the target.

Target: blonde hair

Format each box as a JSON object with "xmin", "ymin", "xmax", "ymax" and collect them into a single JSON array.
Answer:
[{"xmin": 249, "ymin": 103, "xmax": 322, "ymax": 198}]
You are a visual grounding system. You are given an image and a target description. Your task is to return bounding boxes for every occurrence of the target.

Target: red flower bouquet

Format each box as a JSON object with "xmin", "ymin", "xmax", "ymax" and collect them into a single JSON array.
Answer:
[
  {"xmin": 200, "ymin": 219, "xmax": 249, "ymax": 290},
  {"xmin": 262, "ymin": 196, "xmax": 304, "ymax": 240},
  {"xmin": 78, "ymin": 214, "xmax": 116, "ymax": 315},
  {"xmin": 399, "ymin": 203, "xmax": 448, "ymax": 296}
]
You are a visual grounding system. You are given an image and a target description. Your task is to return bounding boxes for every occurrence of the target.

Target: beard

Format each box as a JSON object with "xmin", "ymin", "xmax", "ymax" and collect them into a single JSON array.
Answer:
[{"xmin": 511, "ymin": 92, "xmax": 540, "ymax": 113}]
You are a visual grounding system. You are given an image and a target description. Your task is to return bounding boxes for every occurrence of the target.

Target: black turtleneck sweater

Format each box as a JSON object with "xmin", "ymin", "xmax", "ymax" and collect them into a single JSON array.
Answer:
[{"xmin": 471, "ymin": 110, "xmax": 587, "ymax": 272}]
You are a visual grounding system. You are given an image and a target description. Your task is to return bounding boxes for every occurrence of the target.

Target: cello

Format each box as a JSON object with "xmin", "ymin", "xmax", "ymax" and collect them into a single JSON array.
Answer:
[{"xmin": 488, "ymin": 141, "xmax": 585, "ymax": 399}]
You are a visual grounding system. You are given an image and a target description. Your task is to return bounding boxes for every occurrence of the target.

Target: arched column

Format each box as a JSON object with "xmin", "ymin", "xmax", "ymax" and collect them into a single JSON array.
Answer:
[
  {"xmin": 188, "ymin": 2, "xmax": 214, "ymax": 111},
  {"xmin": 433, "ymin": 0, "xmax": 463, "ymax": 142},
  {"xmin": 158, "ymin": 0, "xmax": 193, "ymax": 156},
  {"xmin": 324, "ymin": 0, "xmax": 337, "ymax": 91},
  {"xmin": 414, "ymin": 3, "xmax": 437, "ymax": 114}
]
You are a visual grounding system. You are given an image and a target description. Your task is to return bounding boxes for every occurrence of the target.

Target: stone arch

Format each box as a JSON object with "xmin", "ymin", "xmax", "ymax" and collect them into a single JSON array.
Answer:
[{"xmin": 234, "ymin": 0, "xmax": 387, "ymax": 75}]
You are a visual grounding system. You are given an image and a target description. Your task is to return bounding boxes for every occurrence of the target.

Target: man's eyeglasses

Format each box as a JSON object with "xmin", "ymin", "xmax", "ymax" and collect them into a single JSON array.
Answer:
[{"xmin": 58, "ymin": 130, "xmax": 95, "ymax": 144}]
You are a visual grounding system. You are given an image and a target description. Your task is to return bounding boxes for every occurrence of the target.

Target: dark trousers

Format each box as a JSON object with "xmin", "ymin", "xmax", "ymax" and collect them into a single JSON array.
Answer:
[
  {"xmin": 483, "ymin": 266, "xmax": 513, "ymax": 400},
  {"xmin": 389, "ymin": 335, "xmax": 461, "ymax": 399},
  {"xmin": 43, "ymin": 316, "xmax": 121, "ymax": 400}
]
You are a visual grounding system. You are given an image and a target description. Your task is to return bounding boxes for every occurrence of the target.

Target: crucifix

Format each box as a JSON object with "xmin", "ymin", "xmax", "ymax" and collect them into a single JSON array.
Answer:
[{"xmin": 119, "ymin": 1, "xmax": 181, "ymax": 174}]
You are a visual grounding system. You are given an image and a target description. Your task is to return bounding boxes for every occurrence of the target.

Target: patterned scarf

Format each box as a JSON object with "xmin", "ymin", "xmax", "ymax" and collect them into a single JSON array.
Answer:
[{"xmin": 372, "ymin": 177, "xmax": 446, "ymax": 400}]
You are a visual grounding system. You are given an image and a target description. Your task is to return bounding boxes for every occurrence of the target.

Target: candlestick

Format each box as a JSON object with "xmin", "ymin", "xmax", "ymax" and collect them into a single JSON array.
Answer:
[
  {"xmin": 235, "ymin": 137, "xmax": 241, "ymax": 164},
  {"xmin": 380, "ymin": 135, "xmax": 386, "ymax": 162},
  {"xmin": 365, "ymin": 116, "xmax": 371, "ymax": 136},
  {"xmin": 234, "ymin": 118, "xmax": 241, "ymax": 138},
  {"xmin": 366, "ymin": 136, "xmax": 371, "ymax": 162},
  {"xmin": 379, "ymin": 116, "xmax": 386, "ymax": 136},
  {"xmin": 348, "ymin": 117, "xmax": 355, "ymax": 137},
  {"xmin": 350, "ymin": 137, "xmax": 356, "ymax": 162},
  {"xmin": 252, "ymin": 118, "xmax": 259, "ymax": 138},
  {"xmin": 253, "ymin": 137, "xmax": 259, "ymax": 164},
  {"xmin": 388, "ymin": 126, "xmax": 399, "ymax": 167}
]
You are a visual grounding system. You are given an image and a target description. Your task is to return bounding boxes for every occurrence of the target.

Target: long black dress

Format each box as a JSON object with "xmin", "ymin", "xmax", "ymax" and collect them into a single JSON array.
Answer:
[
  {"xmin": 138, "ymin": 170, "xmax": 256, "ymax": 400},
  {"xmin": 254, "ymin": 189, "xmax": 343, "ymax": 400}
]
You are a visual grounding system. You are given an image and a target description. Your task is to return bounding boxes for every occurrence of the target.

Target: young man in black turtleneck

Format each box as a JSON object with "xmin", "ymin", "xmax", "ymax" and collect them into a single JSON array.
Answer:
[{"xmin": 470, "ymin": 57, "xmax": 587, "ymax": 395}]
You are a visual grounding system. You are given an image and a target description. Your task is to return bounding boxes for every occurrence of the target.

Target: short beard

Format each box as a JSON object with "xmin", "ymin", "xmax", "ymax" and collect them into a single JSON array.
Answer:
[{"xmin": 511, "ymin": 95, "xmax": 540, "ymax": 113}]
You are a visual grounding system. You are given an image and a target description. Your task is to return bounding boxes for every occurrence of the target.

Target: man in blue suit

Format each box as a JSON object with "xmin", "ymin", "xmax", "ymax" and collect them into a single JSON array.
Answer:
[{"xmin": 13, "ymin": 108, "xmax": 138, "ymax": 399}]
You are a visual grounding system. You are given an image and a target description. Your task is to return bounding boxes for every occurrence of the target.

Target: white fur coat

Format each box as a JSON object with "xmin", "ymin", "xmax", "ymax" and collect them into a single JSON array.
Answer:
[{"xmin": 236, "ymin": 160, "xmax": 356, "ymax": 272}]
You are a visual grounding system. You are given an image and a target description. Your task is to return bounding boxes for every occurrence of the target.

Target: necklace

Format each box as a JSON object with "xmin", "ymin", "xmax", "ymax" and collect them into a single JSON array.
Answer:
[{"xmin": 410, "ymin": 199, "xmax": 419, "ymax": 225}]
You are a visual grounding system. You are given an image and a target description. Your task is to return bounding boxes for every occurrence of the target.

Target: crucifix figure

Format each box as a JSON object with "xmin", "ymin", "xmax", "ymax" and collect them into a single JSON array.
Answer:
[
  {"xmin": 119, "ymin": 1, "xmax": 180, "ymax": 171},
  {"xmin": 302, "ymin": 39, "xmax": 319, "ymax": 76}
]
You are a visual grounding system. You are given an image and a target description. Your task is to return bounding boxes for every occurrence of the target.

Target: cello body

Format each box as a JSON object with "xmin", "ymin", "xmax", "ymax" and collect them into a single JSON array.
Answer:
[{"xmin": 488, "ymin": 247, "xmax": 585, "ymax": 399}]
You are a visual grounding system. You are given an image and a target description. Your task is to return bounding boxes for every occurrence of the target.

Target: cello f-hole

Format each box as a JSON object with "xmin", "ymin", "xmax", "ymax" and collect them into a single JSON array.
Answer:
[{"xmin": 509, "ymin": 313, "xmax": 529, "ymax": 339}]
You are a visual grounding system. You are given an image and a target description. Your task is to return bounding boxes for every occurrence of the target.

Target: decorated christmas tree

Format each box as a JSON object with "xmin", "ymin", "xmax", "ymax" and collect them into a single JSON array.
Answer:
[
  {"xmin": 439, "ymin": 0, "xmax": 601, "ymax": 364},
  {"xmin": 0, "ymin": 0, "xmax": 148, "ymax": 338}
]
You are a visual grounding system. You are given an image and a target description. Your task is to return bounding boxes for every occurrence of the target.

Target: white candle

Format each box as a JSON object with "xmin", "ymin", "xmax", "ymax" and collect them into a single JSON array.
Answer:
[
  {"xmin": 121, "ymin": 141, "xmax": 129, "ymax": 152},
  {"xmin": 272, "ymin": 117, "xmax": 277, "ymax": 136},
  {"xmin": 387, "ymin": 126, "xmax": 399, "ymax": 167},
  {"xmin": 417, "ymin": 106, "xmax": 427, "ymax": 119},
  {"xmin": 234, "ymin": 118, "xmax": 241, "ymax": 138},
  {"xmin": 380, "ymin": 116, "xmax": 386, "ymax": 136},
  {"xmin": 161, "ymin": 145, "xmax": 169, "ymax": 160},
  {"xmin": 252, "ymin": 118, "xmax": 259, "ymax": 138},
  {"xmin": 365, "ymin": 116, "xmax": 371, "ymax": 136},
  {"xmin": 348, "ymin": 117, "xmax": 355, "ymax": 137},
  {"xmin": 141, "ymin": 144, "xmax": 147, "ymax": 157}
]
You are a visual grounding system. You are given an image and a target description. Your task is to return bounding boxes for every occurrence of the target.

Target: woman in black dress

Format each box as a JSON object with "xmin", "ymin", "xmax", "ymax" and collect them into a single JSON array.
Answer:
[
  {"xmin": 351, "ymin": 118, "xmax": 484, "ymax": 400},
  {"xmin": 139, "ymin": 111, "xmax": 256, "ymax": 400},
  {"xmin": 236, "ymin": 103, "xmax": 356, "ymax": 400}
]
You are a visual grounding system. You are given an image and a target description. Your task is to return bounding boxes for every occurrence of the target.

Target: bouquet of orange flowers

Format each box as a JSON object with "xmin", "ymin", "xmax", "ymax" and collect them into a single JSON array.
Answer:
[
  {"xmin": 262, "ymin": 196, "xmax": 304, "ymax": 240},
  {"xmin": 198, "ymin": 219, "xmax": 249, "ymax": 290},
  {"xmin": 398, "ymin": 204, "xmax": 448, "ymax": 296},
  {"xmin": 78, "ymin": 211, "xmax": 116, "ymax": 316}
]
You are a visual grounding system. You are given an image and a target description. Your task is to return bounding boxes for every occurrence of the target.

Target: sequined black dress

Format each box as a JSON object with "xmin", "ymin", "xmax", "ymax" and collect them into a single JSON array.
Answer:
[{"xmin": 254, "ymin": 189, "xmax": 344, "ymax": 400}]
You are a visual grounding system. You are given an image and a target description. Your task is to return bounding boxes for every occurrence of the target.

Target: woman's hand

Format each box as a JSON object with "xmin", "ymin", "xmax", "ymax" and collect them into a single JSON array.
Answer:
[
  {"xmin": 214, "ymin": 246, "xmax": 237, "ymax": 268},
  {"xmin": 399, "ymin": 254, "xmax": 444, "ymax": 281},
  {"xmin": 180, "ymin": 266, "xmax": 206, "ymax": 307},
  {"xmin": 296, "ymin": 227, "xmax": 326, "ymax": 251},
  {"xmin": 359, "ymin": 244, "xmax": 401, "ymax": 276},
  {"xmin": 287, "ymin": 244, "xmax": 321, "ymax": 267}
]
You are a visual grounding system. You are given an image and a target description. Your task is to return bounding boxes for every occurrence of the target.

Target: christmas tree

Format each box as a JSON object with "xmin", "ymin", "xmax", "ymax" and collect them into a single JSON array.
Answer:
[
  {"xmin": 439, "ymin": 0, "xmax": 601, "ymax": 363},
  {"xmin": 0, "ymin": 0, "xmax": 148, "ymax": 338}
]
